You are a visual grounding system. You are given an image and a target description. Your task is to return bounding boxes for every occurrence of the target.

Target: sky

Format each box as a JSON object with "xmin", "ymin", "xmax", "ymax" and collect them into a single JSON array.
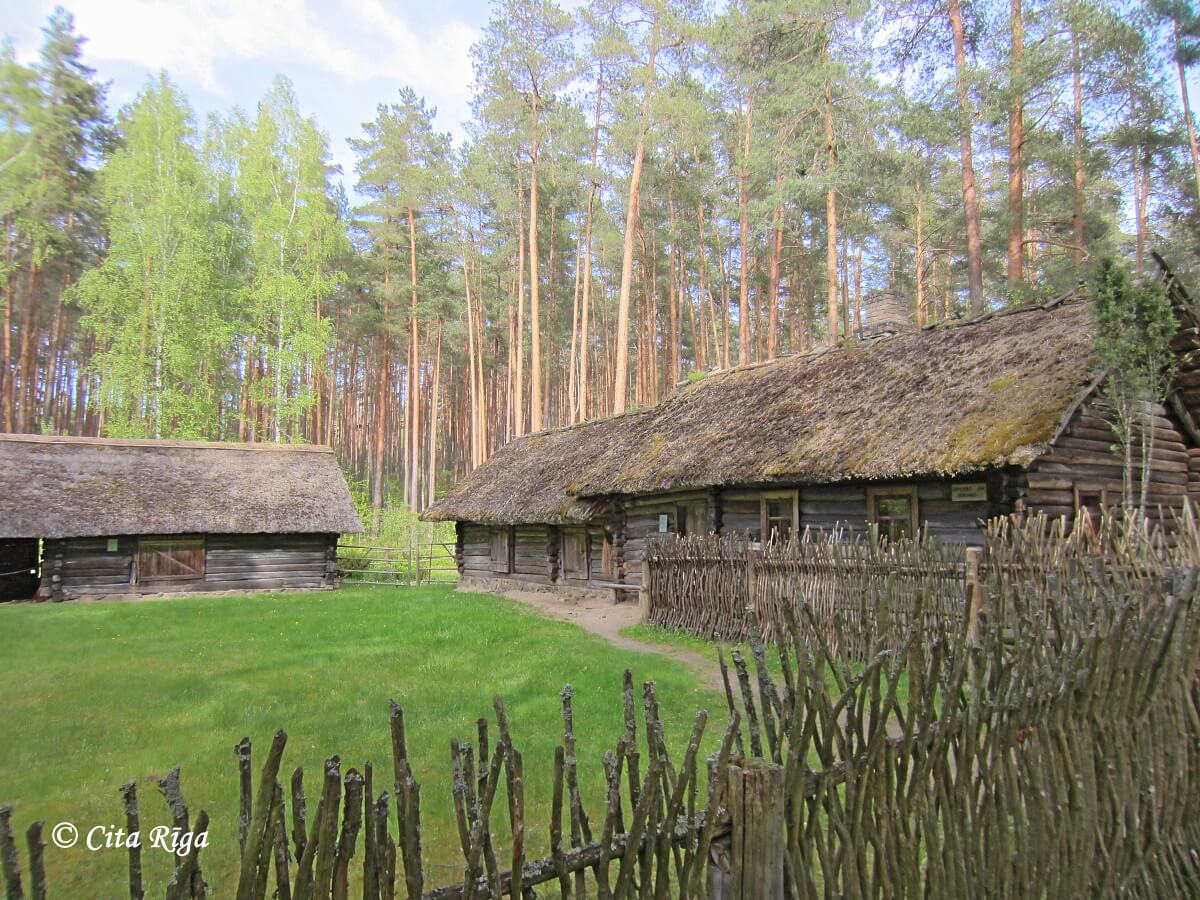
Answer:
[{"xmin": 6, "ymin": 0, "xmax": 503, "ymax": 193}]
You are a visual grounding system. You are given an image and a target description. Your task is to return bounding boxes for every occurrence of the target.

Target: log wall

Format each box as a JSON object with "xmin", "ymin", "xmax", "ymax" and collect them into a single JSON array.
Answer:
[
  {"xmin": 458, "ymin": 524, "xmax": 492, "ymax": 577},
  {"xmin": 40, "ymin": 533, "xmax": 338, "ymax": 599},
  {"xmin": 1023, "ymin": 394, "xmax": 1190, "ymax": 526}
]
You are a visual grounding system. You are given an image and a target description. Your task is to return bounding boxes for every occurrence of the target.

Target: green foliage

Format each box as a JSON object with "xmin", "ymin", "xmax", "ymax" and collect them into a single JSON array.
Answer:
[
  {"xmin": 236, "ymin": 77, "xmax": 346, "ymax": 441},
  {"xmin": 74, "ymin": 75, "xmax": 228, "ymax": 438},
  {"xmin": 1090, "ymin": 255, "xmax": 1179, "ymax": 507},
  {"xmin": 1091, "ymin": 255, "xmax": 1178, "ymax": 403}
]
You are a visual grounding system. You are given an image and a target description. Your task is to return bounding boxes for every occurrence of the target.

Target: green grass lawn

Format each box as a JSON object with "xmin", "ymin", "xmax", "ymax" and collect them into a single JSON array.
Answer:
[
  {"xmin": 622, "ymin": 622, "xmax": 912, "ymax": 710},
  {"xmin": 0, "ymin": 586, "xmax": 722, "ymax": 896}
]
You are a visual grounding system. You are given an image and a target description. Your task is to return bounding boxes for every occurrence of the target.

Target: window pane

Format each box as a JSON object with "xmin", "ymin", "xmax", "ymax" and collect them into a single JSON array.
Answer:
[{"xmin": 877, "ymin": 497, "xmax": 910, "ymax": 519}]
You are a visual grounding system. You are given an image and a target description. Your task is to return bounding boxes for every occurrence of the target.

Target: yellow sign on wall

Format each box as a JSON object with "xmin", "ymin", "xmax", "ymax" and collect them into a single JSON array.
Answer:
[{"xmin": 951, "ymin": 483, "xmax": 987, "ymax": 502}]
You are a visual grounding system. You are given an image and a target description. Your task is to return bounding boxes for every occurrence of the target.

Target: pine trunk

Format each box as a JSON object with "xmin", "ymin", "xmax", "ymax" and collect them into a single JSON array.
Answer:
[
  {"xmin": 528, "ymin": 95, "xmax": 543, "ymax": 434},
  {"xmin": 1071, "ymin": 20, "xmax": 1086, "ymax": 269},
  {"xmin": 613, "ymin": 42, "xmax": 658, "ymax": 415},
  {"xmin": 950, "ymin": 0, "xmax": 986, "ymax": 314},
  {"xmin": 1007, "ymin": 0, "xmax": 1025, "ymax": 290},
  {"xmin": 1175, "ymin": 26, "xmax": 1200, "ymax": 201},
  {"xmin": 371, "ymin": 268, "xmax": 391, "ymax": 537},
  {"xmin": 737, "ymin": 94, "xmax": 753, "ymax": 366}
]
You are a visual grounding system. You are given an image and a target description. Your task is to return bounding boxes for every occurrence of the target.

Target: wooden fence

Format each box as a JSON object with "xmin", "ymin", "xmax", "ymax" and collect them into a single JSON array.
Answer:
[
  {"xmin": 643, "ymin": 529, "xmax": 973, "ymax": 658},
  {"xmin": 2, "ymin": 512, "xmax": 1199, "ymax": 898},
  {"xmin": 337, "ymin": 541, "xmax": 459, "ymax": 587}
]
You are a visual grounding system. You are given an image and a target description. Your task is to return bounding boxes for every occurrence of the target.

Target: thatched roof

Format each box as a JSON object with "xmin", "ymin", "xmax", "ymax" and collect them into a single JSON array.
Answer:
[
  {"xmin": 425, "ymin": 298, "xmax": 1099, "ymax": 525},
  {"xmin": 0, "ymin": 435, "xmax": 363, "ymax": 539}
]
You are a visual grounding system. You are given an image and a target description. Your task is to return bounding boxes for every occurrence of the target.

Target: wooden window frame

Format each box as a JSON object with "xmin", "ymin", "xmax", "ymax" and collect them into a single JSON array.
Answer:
[
  {"xmin": 1072, "ymin": 483, "xmax": 1109, "ymax": 532},
  {"xmin": 867, "ymin": 486, "xmax": 920, "ymax": 542},
  {"xmin": 135, "ymin": 535, "xmax": 206, "ymax": 584},
  {"xmin": 1072, "ymin": 483, "xmax": 1109, "ymax": 510},
  {"xmin": 490, "ymin": 526, "xmax": 513, "ymax": 575},
  {"xmin": 759, "ymin": 489, "xmax": 800, "ymax": 541}
]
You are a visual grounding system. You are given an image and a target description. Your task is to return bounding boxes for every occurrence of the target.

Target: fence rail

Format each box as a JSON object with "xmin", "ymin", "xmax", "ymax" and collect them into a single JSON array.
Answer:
[
  {"xmin": 643, "ymin": 530, "xmax": 973, "ymax": 658},
  {"xmin": 338, "ymin": 540, "xmax": 459, "ymax": 586}
]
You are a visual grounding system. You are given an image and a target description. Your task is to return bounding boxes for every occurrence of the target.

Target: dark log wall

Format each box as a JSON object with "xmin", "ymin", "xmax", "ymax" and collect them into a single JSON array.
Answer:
[
  {"xmin": 460, "ymin": 524, "xmax": 491, "ymax": 577},
  {"xmin": 1190, "ymin": 448, "xmax": 1200, "ymax": 510},
  {"xmin": 204, "ymin": 534, "xmax": 335, "ymax": 591},
  {"xmin": 621, "ymin": 491, "xmax": 708, "ymax": 588},
  {"xmin": 40, "ymin": 533, "xmax": 338, "ymax": 599},
  {"xmin": 42, "ymin": 536, "xmax": 136, "ymax": 597},
  {"xmin": 513, "ymin": 525, "xmax": 552, "ymax": 584},
  {"xmin": 721, "ymin": 479, "xmax": 1001, "ymax": 546},
  {"xmin": 460, "ymin": 476, "xmax": 1010, "ymax": 594},
  {"xmin": 1024, "ymin": 394, "xmax": 1190, "ymax": 526}
]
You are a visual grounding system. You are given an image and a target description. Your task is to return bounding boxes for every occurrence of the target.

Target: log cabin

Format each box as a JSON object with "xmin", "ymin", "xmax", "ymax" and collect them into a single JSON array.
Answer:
[
  {"xmin": 0, "ymin": 435, "xmax": 362, "ymax": 601},
  {"xmin": 425, "ymin": 274, "xmax": 1200, "ymax": 602}
]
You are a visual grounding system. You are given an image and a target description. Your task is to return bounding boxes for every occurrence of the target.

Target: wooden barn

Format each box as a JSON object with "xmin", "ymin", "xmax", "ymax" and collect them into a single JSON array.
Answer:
[
  {"xmin": 425, "ymin": 280, "xmax": 1200, "ymax": 601},
  {"xmin": 0, "ymin": 435, "xmax": 362, "ymax": 601}
]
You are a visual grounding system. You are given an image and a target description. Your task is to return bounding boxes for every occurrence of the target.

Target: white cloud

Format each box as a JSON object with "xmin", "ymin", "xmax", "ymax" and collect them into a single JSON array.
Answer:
[
  {"xmin": 354, "ymin": 0, "xmax": 476, "ymax": 105},
  {"xmin": 56, "ymin": 0, "xmax": 475, "ymax": 105}
]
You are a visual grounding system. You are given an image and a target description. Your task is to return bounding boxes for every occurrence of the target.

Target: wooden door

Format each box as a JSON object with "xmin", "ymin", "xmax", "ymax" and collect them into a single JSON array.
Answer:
[
  {"xmin": 676, "ymin": 503, "xmax": 708, "ymax": 537},
  {"xmin": 562, "ymin": 529, "xmax": 589, "ymax": 579},
  {"xmin": 137, "ymin": 536, "xmax": 206, "ymax": 585}
]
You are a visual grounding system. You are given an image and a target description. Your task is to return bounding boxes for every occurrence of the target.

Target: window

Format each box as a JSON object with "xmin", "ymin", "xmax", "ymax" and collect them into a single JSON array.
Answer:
[
  {"xmin": 759, "ymin": 490, "xmax": 799, "ymax": 541},
  {"xmin": 868, "ymin": 487, "xmax": 919, "ymax": 542},
  {"xmin": 563, "ymin": 529, "xmax": 589, "ymax": 579},
  {"xmin": 137, "ymin": 536, "xmax": 205, "ymax": 583},
  {"xmin": 1073, "ymin": 484, "xmax": 1109, "ymax": 534},
  {"xmin": 490, "ymin": 527, "xmax": 512, "ymax": 574}
]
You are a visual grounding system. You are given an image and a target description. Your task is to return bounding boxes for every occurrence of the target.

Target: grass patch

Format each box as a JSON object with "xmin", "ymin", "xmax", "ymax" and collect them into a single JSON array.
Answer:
[
  {"xmin": 0, "ymin": 586, "xmax": 722, "ymax": 895},
  {"xmin": 622, "ymin": 622, "xmax": 911, "ymax": 709}
]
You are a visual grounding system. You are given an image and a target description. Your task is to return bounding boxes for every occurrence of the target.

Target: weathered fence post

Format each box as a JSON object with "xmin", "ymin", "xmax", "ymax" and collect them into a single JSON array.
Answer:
[
  {"xmin": 745, "ymin": 546, "xmax": 760, "ymax": 616},
  {"xmin": 639, "ymin": 556, "xmax": 650, "ymax": 622},
  {"xmin": 710, "ymin": 757, "xmax": 784, "ymax": 899},
  {"xmin": 965, "ymin": 546, "xmax": 984, "ymax": 647}
]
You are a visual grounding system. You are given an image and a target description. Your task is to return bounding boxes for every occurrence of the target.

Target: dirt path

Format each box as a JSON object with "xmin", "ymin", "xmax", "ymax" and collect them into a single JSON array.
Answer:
[
  {"xmin": 501, "ymin": 589, "xmax": 904, "ymax": 741},
  {"xmin": 502, "ymin": 590, "xmax": 727, "ymax": 693}
]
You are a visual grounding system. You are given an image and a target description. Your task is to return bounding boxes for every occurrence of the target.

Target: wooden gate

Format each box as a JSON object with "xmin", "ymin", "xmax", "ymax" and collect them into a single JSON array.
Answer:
[{"xmin": 136, "ymin": 536, "xmax": 206, "ymax": 587}]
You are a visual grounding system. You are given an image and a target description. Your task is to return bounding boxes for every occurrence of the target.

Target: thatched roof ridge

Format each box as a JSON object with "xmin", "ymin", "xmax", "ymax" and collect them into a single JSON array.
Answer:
[
  {"xmin": 424, "ymin": 298, "xmax": 1099, "ymax": 525},
  {"xmin": 0, "ymin": 435, "xmax": 363, "ymax": 539}
]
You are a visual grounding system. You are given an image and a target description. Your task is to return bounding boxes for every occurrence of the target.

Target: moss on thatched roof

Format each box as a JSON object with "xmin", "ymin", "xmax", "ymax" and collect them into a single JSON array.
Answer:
[
  {"xmin": 0, "ymin": 435, "xmax": 363, "ymax": 539},
  {"xmin": 425, "ymin": 298, "xmax": 1098, "ymax": 525}
]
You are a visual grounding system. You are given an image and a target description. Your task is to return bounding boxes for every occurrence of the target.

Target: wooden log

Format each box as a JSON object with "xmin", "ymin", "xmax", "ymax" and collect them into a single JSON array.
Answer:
[
  {"xmin": 24, "ymin": 822, "xmax": 43, "ymax": 900},
  {"xmin": 236, "ymin": 738, "xmax": 253, "ymax": 854},
  {"xmin": 0, "ymin": 809, "xmax": 22, "ymax": 900},
  {"xmin": 252, "ymin": 784, "xmax": 279, "ymax": 900},
  {"xmin": 164, "ymin": 811, "xmax": 210, "ymax": 900},
  {"xmin": 119, "ymin": 781, "xmax": 144, "ymax": 900},
  {"xmin": 234, "ymin": 730, "xmax": 288, "ymax": 900},
  {"xmin": 272, "ymin": 783, "xmax": 293, "ymax": 900},
  {"xmin": 724, "ymin": 758, "xmax": 784, "ymax": 900},
  {"xmin": 157, "ymin": 767, "xmax": 190, "ymax": 873},
  {"xmin": 332, "ymin": 770, "xmax": 364, "ymax": 900}
]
